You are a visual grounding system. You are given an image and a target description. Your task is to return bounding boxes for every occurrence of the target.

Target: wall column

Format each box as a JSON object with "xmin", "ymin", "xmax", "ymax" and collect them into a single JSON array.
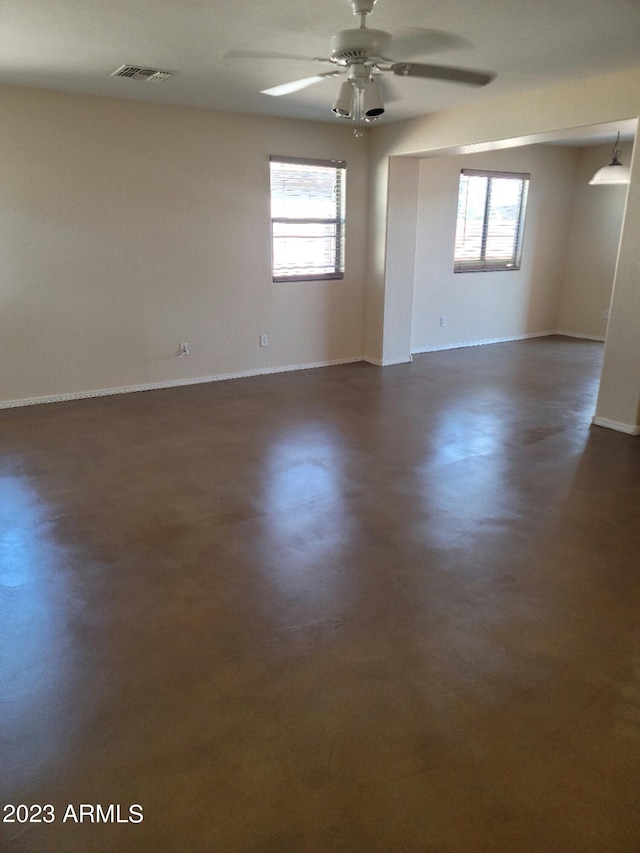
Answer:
[
  {"xmin": 594, "ymin": 126, "xmax": 640, "ymax": 435},
  {"xmin": 380, "ymin": 157, "xmax": 420, "ymax": 365}
]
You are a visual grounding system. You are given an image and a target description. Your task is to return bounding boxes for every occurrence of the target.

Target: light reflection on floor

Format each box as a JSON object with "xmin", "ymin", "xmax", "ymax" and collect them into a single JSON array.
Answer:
[
  {"xmin": 256, "ymin": 423, "xmax": 353, "ymax": 593},
  {"xmin": 415, "ymin": 399, "xmax": 592, "ymax": 553},
  {"xmin": 0, "ymin": 474, "xmax": 76, "ymax": 789},
  {"xmin": 424, "ymin": 403, "xmax": 509, "ymax": 470}
]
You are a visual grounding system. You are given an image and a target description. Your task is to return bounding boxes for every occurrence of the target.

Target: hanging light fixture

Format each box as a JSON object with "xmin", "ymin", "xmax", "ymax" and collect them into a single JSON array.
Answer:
[
  {"xmin": 363, "ymin": 78, "xmax": 384, "ymax": 118},
  {"xmin": 589, "ymin": 133, "xmax": 631, "ymax": 185},
  {"xmin": 332, "ymin": 63, "xmax": 385, "ymax": 135},
  {"xmin": 332, "ymin": 81, "xmax": 355, "ymax": 117}
]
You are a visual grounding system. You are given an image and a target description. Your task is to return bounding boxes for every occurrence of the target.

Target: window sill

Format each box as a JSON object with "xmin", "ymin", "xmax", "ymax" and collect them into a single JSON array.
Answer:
[
  {"xmin": 273, "ymin": 273, "xmax": 344, "ymax": 282},
  {"xmin": 454, "ymin": 265, "xmax": 521, "ymax": 273}
]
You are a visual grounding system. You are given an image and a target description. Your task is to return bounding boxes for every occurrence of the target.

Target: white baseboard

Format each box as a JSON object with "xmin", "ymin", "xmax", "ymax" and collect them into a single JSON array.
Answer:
[
  {"xmin": 381, "ymin": 356, "xmax": 413, "ymax": 366},
  {"xmin": 412, "ymin": 330, "xmax": 555, "ymax": 354},
  {"xmin": 412, "ymin": 329, "xmax": 608, "ymax": 355},
  {"xmin": 592, "ymin": 416, "xmax": 640, "ymax": 435},
  {"xmin": 0, "ymin": 334, "xmax": 615, "ymax": 411},
  {"xmin": 362, "ymin": 355, "xmax": 412, "ymax": 366},
  {"xmin": 556, "ymin": 330, "xmax": 606, "ymax": 342},
  {"xmin": 0, "ymin": 356, "xmax": 364, "ymax": 410}
]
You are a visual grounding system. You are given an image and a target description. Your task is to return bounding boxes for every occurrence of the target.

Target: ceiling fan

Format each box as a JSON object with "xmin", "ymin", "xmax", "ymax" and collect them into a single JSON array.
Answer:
[{"xmin": 251, "ymin": 0, "xmax": 495, "ymax": 129}]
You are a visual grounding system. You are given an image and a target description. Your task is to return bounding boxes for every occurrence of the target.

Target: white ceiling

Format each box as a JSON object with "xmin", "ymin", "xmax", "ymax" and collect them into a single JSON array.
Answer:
[{"xmin": 2, "ymin": 0, "xmax": 640, "ymax": 127}]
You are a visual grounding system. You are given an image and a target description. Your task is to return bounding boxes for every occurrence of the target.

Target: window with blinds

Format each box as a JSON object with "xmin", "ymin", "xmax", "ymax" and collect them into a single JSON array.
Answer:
[
  {"xmin": 270, "ymin": 156, "xmax": 346, "ymax": 282},
  {"xmin": 454, "ymin": 169, "xmax": 530, "ymax": 273}
]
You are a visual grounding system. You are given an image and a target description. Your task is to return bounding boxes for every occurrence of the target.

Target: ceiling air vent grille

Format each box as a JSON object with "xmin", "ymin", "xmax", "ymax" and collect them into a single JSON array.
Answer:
[{"xmin": 112, "ymin": 65, "xmax": 176, "ymax": 82}]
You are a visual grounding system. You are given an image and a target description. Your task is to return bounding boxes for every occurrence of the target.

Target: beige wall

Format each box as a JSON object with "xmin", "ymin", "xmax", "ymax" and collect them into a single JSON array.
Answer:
[
  {"xmin": 364, "ymin": 151, "xmax": 391, "ymax": 362},
  {"xmin": 411, "ymin": 145, "xmax": 579, "ymax": 352},
  {"xmin": 0, "ymin": 87, "xmax": 368, "ymax": 405},
  {"xmin": 596, "ymin": 135, "xmax": 640, "ymax": 430},
  {"xmin": 368, "ymin": 65, "xmax": 640, "ymax": 431},
  {"xmin": 2, "ymin": 68, "xmax": 640, "ymax": 430},
  {"xmin": 381, "ymin": 157, "xmax": 420, "ymax": 364},
  {"xmin": 557, "ymin": 142, "xmax": 632, "ymax": 339}
]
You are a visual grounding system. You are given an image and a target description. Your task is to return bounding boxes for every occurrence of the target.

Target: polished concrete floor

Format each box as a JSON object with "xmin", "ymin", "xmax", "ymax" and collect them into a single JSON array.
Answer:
[{"xmin": 1, "ymin": 336, "xmax": 640, "ymax": 852}]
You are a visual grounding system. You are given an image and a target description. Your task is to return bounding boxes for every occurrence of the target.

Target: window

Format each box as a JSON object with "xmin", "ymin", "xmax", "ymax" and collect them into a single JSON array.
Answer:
[
  {"xmin": 454, "ymin": 169, "xmax": 529, "ymax": 273},
  {"xmin": 270, "ymin": 156, "xmax": 346, "ymax": 282}
]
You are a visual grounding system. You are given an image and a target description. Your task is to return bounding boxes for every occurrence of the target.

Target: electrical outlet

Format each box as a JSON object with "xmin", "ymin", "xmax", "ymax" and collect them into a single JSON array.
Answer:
[
  {"xmin": 603, "ymin": 309, "xmax": 609, "ymax": 319},
  {"xmin": 260, "ymin": 334, "xmax": 268, "ymax": 347},
  {"xmin": 178, "ymin": 342, "xmax": 189, "ymax": 357},
  {"xmin": 440, "ymin": 316, "xmax": 446, "ymax": 327}
]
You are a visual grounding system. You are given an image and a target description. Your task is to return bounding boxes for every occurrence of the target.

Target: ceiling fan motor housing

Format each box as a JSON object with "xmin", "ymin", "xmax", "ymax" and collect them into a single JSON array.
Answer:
[{"xmin": 330, "ymin": 28, "xmax": 391, "ymax": 62}]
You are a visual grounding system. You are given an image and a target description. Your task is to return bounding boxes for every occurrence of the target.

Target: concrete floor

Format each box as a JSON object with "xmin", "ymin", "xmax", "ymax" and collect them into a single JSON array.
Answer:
[{"xmin": 1, "ymin": 336, "xmax": 640, "ymax": 852}]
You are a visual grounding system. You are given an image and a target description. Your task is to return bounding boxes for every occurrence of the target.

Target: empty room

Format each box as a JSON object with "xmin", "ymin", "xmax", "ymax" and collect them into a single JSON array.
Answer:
[{"xmin": 2, "ymin": 1, "xmax": 640, "ymax": 851}]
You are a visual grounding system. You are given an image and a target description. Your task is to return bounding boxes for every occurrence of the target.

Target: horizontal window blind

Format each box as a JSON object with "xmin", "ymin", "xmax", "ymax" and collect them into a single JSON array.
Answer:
[
  {"xmin": 454, "ymin": 170, "xmax": 530, "ymax": 273},
  {"xmin": 270, "ymin": 157, "xmax": 346, "ymax": 282}
]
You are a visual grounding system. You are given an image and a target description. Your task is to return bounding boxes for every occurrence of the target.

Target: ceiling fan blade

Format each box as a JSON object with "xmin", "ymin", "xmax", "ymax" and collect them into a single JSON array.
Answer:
[
  {"xmin": 261, "ymin": 70, "xmax": 341, "ymax": 97},
  {"xmin": 223, "ymin": 50, "xmax": 334, "ymax": 66},
  {"xmin": 388, "ymin": 28, "xmax": 472, "ymax": 59},
  {"xmin": 391, "ymin": 62, "xmax": 495, "ymax": 87}
]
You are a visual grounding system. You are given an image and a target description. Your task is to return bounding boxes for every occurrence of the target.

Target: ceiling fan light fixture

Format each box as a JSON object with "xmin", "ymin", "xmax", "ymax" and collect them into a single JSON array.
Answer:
[
  {"xmin": 246, "ymin": 0, "xmax": 496, "ymax": 129},
  {"xmin": 332, "ymin": 80, "xmax": 355, "ymax": 117},
  {"xmin": 589, "ymin": 133, "xmax": 631, "ymax": 185},
  {"xmin": 363, "ymin": 77, "xmax": 384, "ymax": 117},
  {"xmin": 349, "ymin": 0, "xmax": 377, "ymax": 15}
]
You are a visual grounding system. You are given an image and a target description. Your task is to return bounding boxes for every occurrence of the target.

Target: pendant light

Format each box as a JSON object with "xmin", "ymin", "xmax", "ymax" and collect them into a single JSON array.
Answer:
[{"xmin": 589, "ymin": 133, "xmax": 631, "ymax": 185}]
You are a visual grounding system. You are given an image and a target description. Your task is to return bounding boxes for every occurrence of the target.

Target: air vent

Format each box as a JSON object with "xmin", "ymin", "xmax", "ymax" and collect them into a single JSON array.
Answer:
[{"xmin": 112, "ymin": 65, "xmax": 176, "ymax": 82}]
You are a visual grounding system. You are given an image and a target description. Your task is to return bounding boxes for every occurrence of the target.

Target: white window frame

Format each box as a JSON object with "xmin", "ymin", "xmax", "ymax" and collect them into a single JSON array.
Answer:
[
  {"xmin": 454, "ymin": 169, "xmax": 530, "ymax": 273},
  {"xmin": 270, "ymin": 156, "xmax": 346, "ymax": 282}
]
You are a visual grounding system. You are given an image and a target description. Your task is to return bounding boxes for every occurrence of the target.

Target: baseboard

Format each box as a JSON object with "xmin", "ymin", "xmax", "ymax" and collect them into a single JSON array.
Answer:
[
  {"xmin": 0, "ymin": 356, "xmax": 364, "ymax": 410},
  {"xmin": 591, "ymin": 416, "xmax": 640, "ymax": 435},
  {"xmin": 0, "ymin": 335, "xmax": 615, "ymax": 411},
  {"xmin": 556, "ymin": 330, "xmax": 606, "ymax": 342},
  {"xmin": 412, "ymin": 330, "xmax": 555, "ymax": 354},
  {"xmin": 362, "ymin": 355, "xmax": 412, "ymax": 366},
  {"xmin": 381, "ymin": 356, "xmax": 413, "ymax": 366}
]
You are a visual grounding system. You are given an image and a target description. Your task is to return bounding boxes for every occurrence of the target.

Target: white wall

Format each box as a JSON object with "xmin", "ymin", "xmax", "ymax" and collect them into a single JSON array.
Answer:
[
  {"xmin": 557, "ymin": 142, "xmax": 632, "ymax": 339},
  {"xmin": 2, "ymin": 71, "xmax": 639, "ymax": 430},
  {"xmin": 381, "ymin": 157, "xmax": 420, "ymax": 364},
  {"xmin": 410, "ymin": 145, "xmax": 578, "ymax": 352},
  {"xmin": 596, "ymin": 135, "xmax": 640, "ymax": 430},
  {"xmin": 0, "ymin": 87, "xmax": 368, "ymax": 406},
  {"xmin": 367, "ymin": 65, "xmax": 640, "ymax": 431}
]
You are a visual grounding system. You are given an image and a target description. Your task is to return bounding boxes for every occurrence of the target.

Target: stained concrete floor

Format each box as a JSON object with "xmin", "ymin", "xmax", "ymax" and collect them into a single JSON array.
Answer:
[{"xmin": 1, "ymin": 336, "xmax": 640, "ymax": 852}]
